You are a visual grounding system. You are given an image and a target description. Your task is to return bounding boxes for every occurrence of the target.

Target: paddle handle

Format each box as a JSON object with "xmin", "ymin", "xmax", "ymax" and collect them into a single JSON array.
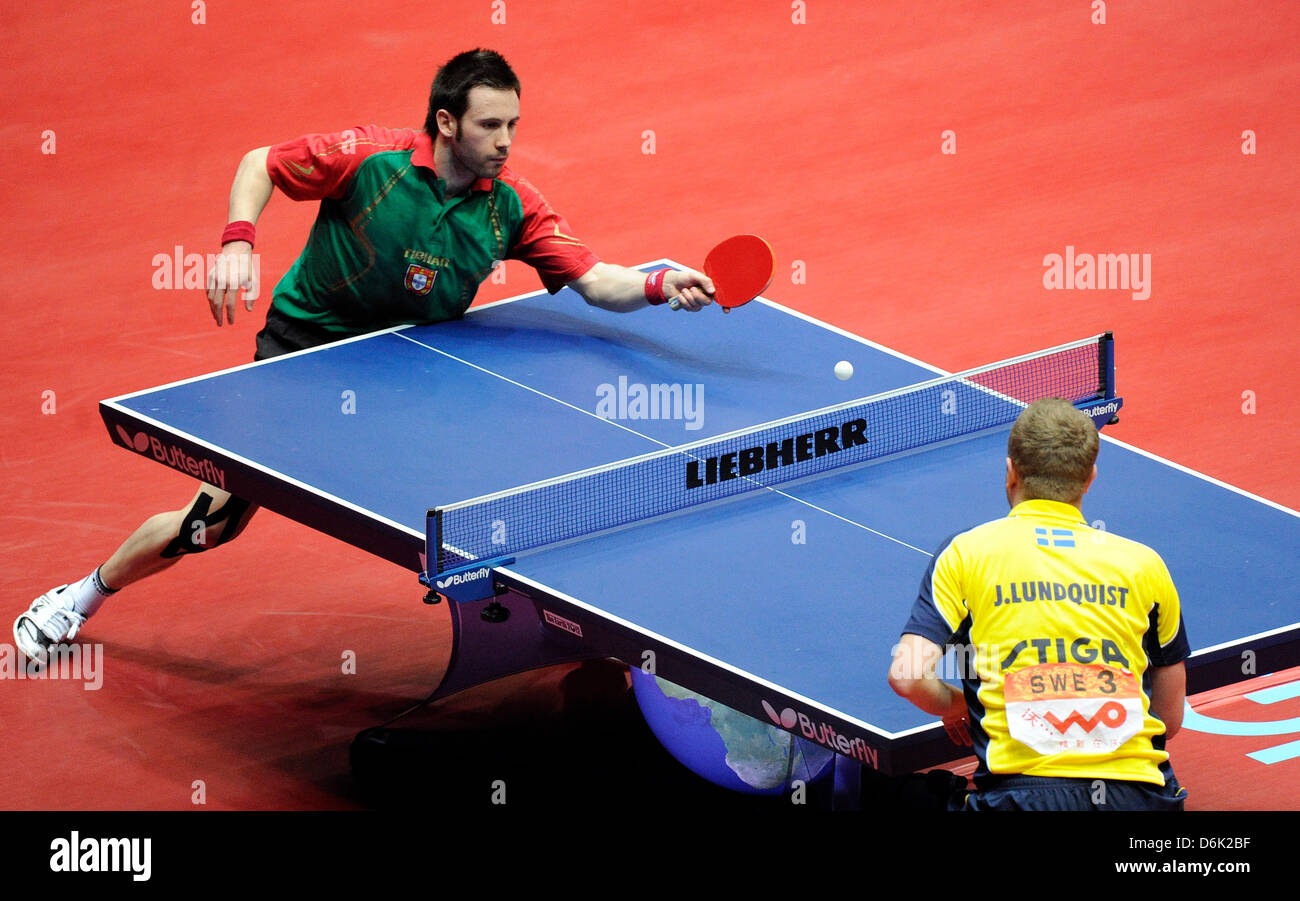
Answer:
[{"xmin": 668, "ymin": 295, "xmax": 730, "ymax": 313}]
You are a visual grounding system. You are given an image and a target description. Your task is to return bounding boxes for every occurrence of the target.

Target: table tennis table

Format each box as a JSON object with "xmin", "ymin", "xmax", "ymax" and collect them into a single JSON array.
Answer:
[{"xmin": 100, "ymin": 263, "xmax": 1300, "ymax": 782}]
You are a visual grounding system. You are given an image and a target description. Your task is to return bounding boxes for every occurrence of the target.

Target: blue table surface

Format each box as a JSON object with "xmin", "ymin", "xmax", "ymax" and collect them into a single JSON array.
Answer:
[{"xmin": 113, "ymin": 287, "xmax": 1300, "ymax": 734}]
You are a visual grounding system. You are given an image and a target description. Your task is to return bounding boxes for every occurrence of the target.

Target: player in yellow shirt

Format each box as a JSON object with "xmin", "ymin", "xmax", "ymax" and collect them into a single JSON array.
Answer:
[{"xmin": 889, "ymin": 398, "xmax": 1189, "ymax": 810}]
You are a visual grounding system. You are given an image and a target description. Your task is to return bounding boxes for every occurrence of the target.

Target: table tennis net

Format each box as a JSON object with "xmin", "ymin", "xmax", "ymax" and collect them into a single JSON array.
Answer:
[{"xmin": 433, "ymin": 333, "xmax": 1111, "ymax": 571}]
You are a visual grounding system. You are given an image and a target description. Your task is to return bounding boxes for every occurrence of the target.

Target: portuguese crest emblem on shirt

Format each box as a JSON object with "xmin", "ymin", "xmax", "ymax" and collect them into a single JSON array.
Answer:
[{"xmin": 404, "ymin": 263, "xmax": 438, "ymax": 296}]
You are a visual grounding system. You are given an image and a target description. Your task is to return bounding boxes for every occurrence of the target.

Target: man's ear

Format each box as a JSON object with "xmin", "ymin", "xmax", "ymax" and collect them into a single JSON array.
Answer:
[
  {"xmin": 1082, "ymin": 463, "xmax": 1098, "ymax": 496},
  {"xmin": 435, "ymin": 109, "xmax": 458, "ymax": 139}
]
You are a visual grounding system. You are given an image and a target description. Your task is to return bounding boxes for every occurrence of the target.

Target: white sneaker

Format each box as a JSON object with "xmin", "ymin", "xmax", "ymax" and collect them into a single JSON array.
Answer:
[{"xmin": 14, "ymin": 585, "xmax": 87, "ymax": 665}]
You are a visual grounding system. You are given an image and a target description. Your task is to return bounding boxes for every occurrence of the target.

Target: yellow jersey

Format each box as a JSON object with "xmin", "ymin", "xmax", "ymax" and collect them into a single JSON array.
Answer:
[{"xmin": 902, "ymin": 499, "xmax": 1189, "ymax": 785}]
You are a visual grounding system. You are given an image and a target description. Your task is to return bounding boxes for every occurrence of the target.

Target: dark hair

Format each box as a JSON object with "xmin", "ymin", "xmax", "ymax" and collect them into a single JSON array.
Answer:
[
  {"xmin": 423, "ymin": 49, "xmax": 520, "ymax": 135},
  {"xmin": 1007, "ymin": 398, "xmax": 1099, "ymax": 502}
]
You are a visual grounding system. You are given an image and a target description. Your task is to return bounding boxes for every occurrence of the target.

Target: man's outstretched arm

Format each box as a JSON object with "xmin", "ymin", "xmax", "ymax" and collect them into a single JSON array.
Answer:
[{"xmin": 568, "ymin": 261, "xmax": 714, "ymax": 312}]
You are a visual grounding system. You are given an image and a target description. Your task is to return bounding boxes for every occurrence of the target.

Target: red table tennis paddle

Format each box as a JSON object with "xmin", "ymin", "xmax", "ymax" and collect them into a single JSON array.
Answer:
[{"xmin": 670, "ymin": 234, "xmax": 775, "ymax": 313}]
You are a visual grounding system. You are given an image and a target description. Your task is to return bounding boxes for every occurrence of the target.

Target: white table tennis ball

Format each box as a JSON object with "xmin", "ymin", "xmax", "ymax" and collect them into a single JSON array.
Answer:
[{"xmin": 834, "ymin": 360, "xmax": 854, "ymax": 380}]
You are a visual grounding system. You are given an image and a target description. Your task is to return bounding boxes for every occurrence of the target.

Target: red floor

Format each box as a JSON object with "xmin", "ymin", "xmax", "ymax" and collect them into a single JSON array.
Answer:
[{"xmin": 2, "ymin": 0, "xmax": 1297, "ymax": 810}]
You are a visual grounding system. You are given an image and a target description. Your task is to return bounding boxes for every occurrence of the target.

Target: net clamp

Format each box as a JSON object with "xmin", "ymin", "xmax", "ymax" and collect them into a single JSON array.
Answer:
[
  {"xmin": 418, "ymin": 556, "xmax": 516, "ymax": 605},
  {"xmin": 1074, "ymin": 396, "xmax": 1124, "ymax": 430}
]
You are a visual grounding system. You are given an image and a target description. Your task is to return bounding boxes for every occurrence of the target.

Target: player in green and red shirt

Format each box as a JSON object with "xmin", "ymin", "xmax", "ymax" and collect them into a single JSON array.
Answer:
[
  {"xmin": 15, "ymin": 49, "xmax": 715, "ymax": 663},
  {"xmin": 247, "ymin": 122, "xmax": 604, "ymax": 355}
]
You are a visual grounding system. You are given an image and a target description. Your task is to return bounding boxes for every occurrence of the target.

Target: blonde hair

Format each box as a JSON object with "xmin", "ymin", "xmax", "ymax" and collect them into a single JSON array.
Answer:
[{"xmin": 1007, "ymin": 398, "xmax": 1098, "ymax": 502}]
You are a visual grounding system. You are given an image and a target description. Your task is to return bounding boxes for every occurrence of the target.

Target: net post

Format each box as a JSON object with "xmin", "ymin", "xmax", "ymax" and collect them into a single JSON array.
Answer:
[
  {"xmin": 1099, "ymin": 331, "xmax": 1116, "ymax": 399},
  {"xmin": 432, "ymin": 507, "xmax": 445, "ymax": 573}
]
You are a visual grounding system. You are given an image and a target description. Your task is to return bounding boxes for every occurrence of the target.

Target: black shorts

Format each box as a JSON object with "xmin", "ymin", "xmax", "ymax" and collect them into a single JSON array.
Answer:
[
  {"xmin": 253, "ymin": 305, "xmax": 346, "ymax": 361},
  {"xmin": 956, "ymin": 773, "xmax": 1187, "ymax": 811}
]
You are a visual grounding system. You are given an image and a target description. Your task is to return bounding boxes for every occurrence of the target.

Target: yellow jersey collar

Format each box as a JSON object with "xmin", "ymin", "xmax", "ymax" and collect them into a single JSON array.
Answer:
[{"xmin": 1008, "ymin": 498, "xmax": 1087, "ymax": 524}]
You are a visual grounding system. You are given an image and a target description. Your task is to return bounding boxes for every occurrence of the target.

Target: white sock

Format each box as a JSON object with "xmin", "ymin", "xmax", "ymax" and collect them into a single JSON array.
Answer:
[{"xmin": 67, "ymin": 567, "xmax": 117, "ymax": 619}]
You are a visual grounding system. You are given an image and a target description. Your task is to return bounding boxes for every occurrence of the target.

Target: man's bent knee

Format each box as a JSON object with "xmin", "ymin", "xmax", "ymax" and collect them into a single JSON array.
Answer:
[{"xmin": 160, "ymin": 491, "xmax": 255, "ymax": 558}]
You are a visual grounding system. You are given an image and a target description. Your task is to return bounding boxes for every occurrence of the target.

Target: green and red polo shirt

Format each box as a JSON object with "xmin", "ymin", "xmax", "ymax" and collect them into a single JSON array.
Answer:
[{"xmin": 264, "ymin": 125, "xmax": 598, "ymax": 335}]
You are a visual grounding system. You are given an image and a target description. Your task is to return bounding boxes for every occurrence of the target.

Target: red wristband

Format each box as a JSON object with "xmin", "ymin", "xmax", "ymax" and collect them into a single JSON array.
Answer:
[
  {"xmin": 221, "ymin": 220, "xmax": 256, "ymax": 248},
  {"xmin": 644, "ymin": 269, "xmax": 668, "ymax": 305}
]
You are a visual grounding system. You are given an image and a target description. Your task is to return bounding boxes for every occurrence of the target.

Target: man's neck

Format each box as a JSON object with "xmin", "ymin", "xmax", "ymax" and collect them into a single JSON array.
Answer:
[
  {"xmin": 431, "ymin": 140, "xmax": 475, "ymax": 196},
  {"xmin": 1011, "ymin": 493, "xmax": 1084, "ymax": 512}
]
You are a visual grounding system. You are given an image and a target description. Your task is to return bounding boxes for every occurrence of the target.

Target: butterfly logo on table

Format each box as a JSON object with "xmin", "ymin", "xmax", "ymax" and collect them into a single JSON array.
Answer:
[
  {"xmin": 762, "ymin": 700, "xmax": 799, "ymax": 729},
  {"xmin": 114, "ymin": 425, "xmax": 150, "ymax": 453}
]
